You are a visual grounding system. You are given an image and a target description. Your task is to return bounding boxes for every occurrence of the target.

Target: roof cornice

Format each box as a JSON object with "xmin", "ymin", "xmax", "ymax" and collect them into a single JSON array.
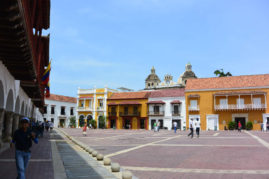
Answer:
[{"xmin": 185, "ymin": 86, "xmax": 269, "ymax": 92}]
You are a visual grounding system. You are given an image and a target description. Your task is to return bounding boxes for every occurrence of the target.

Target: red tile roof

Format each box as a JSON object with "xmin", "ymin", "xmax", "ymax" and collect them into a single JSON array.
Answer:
[
  {"xmin": 186, "ymin": 74, "xmax": 269, "ymax": 91},
  {"xmin": 108, "ymin": 91, "xmax": 150, "ymax": 100},
  {"xmin": 46, "ymin": 94, "xmax": 77, "ymax": 103},
  {"xmin": 149, "ymin": 88, "xmax": 185, "ymax": 98},
  {"xmin": 147, "ymin": 100, "xmax": 165, "ymax": 104}
]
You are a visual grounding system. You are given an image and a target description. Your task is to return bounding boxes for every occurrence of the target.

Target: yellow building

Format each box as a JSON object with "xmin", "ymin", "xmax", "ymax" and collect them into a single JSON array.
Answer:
[
  {"xmin": 107, "ymin": 91, "xmax": 150, "ymax": 130},
  {"xmin": 77, "ymin": 87, "xmax": 117, "ymax": 128},
  {"xmin": 185, "ymin": 74, "xmax": 269, "ymax": 130}
]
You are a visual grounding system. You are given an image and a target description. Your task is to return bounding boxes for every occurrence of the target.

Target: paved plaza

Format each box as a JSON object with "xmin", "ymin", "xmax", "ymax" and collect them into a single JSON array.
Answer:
[{"xmin": 63, "ymin": 128, "xmax": 269, "ymax": 179}]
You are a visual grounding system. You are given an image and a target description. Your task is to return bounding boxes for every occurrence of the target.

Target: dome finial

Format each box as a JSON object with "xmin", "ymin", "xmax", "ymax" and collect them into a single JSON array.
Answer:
[{"xmin": 151, "ymin": 66, "xmax": 155, "ymax": 74}]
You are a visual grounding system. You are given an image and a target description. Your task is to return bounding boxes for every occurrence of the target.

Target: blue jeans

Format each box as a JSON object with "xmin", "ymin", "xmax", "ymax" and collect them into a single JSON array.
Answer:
[
  {"xmin": 15, "ymin": 150, "xmax": 31, "ymax": 179},
  {"xmin": 174, "ymin": 127, "xmax": 177, "ymax": 133}
]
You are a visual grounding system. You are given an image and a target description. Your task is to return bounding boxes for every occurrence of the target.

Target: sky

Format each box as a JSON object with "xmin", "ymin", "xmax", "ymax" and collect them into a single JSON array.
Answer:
[{"xmin": 49, "ymin": 0, "xmax": 269, "ymax": 97}]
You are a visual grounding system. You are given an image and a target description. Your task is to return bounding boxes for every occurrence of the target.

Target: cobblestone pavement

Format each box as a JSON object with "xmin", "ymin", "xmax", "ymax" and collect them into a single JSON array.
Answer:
[
  {"xmin": 0, "ymin": 131, "xmax": 54, "ymax": 179},
  {"xmin": 62, "ymin": 128, "xmax": 269, "ymax": 179}
]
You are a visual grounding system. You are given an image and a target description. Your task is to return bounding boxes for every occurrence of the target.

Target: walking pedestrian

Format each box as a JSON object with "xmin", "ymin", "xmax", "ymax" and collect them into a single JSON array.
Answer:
[
  {"xmin": 157, "ymin": 121, "xmax": 160, "ymax": 132},
  {"xmin": 261, "ymin": 122, "xmax": 264, "ymax": 132},
  {"xmin": 10, "ymin": 117, "xmax": 38, "ymax": 179},
  {"xmin": 173, "ymin": 121, "xmax": 177, "ymax": 133},
  {"xmin": 188, "ymin": 119, "xmax": 194, "ymax": 138},
  {"xmin": 153, "ymin": 121, "xmax": 157, "ymax": 132},
  {"xmin": 238, "ymin": 121, "xmax": 242, "ymax": 132},
  {"xmin": 82, "ymin": 124, "xmax": 87, "ymax": 136},
  {"xmin": 195, "ymin": 118, "xmax": 200, "ymax": 138}
]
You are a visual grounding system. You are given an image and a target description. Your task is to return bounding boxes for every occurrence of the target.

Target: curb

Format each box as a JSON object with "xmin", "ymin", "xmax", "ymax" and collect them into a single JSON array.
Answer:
[{"xmin": 56, "ymin": 128, "xmax": 134, "ymax": 179}]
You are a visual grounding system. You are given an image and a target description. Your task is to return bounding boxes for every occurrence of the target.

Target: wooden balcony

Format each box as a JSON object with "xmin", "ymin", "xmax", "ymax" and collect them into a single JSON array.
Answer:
[
  {"xmin": 188, "ymin": 105, "xmax": 200, "ymax": 111},
  {"xmin": 172, "ymin": 111, "xmax": 181, "ymax": 116},
  {"xmin": 108, "ymin": 112, "xmax": 117, "ymax": 116},
  {"xmin": 214, "ymin": 103, "xmax": 266, "ymax": 111},
  {"xmin": 148, "ymin": 111, "xmax": 165, "ymax": 116},
  {"xmin": 119, "ymin": 112, "xmax": 141, "ymax": 117}
]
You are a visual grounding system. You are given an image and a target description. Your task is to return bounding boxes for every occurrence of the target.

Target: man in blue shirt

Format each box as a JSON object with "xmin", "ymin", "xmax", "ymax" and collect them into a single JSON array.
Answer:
[{"xmin": 10, "ymin": 117, "xmax": 38, "ymax": 179}]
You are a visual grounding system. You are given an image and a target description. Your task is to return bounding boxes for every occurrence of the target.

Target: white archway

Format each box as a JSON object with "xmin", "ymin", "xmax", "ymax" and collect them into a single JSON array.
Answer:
[
  {"xmin": 0, "ymin": 80, "xmax": 4, "ymax": 109},
  {"xmin": 20, "ymin": 102, "xmax": 25, "ymax": 116},
  {"xmin": 5, "ymin": 89, "xmax": 14, "ymax": 112},
  {"xmin": 15, "ymin": 96, "xmax": 20, "ymax": 114}
]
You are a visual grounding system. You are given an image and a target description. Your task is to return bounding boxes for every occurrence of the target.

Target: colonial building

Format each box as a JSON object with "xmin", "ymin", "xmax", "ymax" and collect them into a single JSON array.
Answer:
[
  {"xmin": 148, "ymin": 88, "xmax": 186, "ymax": 130},
  {"xmin": 77, "ymin": 87, "xmax": 117, "ymax": 128},
  {"xmin": 185, "ymin": 74, "xmax": 269, "ymax": 131},
  {"xmin": 145, "ymin": 63, "xmax": 197, "ymax": 90},
  {"xmin": 44, "ymin": 94, "xmax": 77, "ymax": 128},
  {"xmin": 107, "ymin": 91, "xmax": 150, "ymax": 129},
  {"xmin": 0, "ymin": 0, "xmax": 50, "ymax": 148}
]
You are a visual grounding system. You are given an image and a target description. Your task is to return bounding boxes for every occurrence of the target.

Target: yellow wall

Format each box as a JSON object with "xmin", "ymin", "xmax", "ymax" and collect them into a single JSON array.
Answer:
[
  {"xmin": 186, "ymin": 88, "xmax": 269, "ymax": 131},
  {"xmin": 107, "ymin": 98, "xmax": 148, "ymax": 129}
]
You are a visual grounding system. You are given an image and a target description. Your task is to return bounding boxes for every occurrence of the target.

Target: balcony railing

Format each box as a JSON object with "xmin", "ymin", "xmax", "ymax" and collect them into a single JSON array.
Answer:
[
  {"xmin": 188, "ymin": 105, "xmax": 200, "ymax": 111},
  {"xmin": 108, "ymin": 112, "xmax": 117, "ymax": 116},
  {"xmin": 77, "ymin": 107, "xmax": 93, "ymax": 111},
  {"xmin": 214, "ymin": 103, "xmax": 266, "ymax": 111},
  {"xmin": 172, "ymin": 111, "xmax": 181, "ymax": 116},
  {"xmin": 97, "ymin": 106, "xmax": 104, "ymax": 111},
  {"xmin": 119, "ymin": 112, "xmax": 141, "ymax": 117},
  {"xmin": 148, "ymin": 111, "xmax": 165, "ymax": 116}
]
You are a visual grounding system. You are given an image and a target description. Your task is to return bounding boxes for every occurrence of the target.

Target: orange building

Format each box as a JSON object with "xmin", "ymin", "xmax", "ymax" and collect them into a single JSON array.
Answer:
[
  {"xmin": 107, "ymin": 91, "xmax": 150, "ymax": 129},
  {"xmin": 185, "ymin": 74, "xmax": 269, "ymax": 131}
]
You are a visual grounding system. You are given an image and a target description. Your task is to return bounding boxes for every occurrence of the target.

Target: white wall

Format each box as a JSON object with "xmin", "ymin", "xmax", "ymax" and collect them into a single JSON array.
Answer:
[
  {"xmin": 44, "ymin": 99, "xmax": 77, "ymax": 128},
  {"xmin": 148, "ymin": 96, "xmax": 186, "ymax": 130}
]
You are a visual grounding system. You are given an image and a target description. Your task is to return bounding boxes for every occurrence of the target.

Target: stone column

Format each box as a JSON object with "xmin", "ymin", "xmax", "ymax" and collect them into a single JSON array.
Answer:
[
  {"xmin": 3, "ymin": 111, "xmax": 14, "ymax": 142},
  {"xmin": 0, "ymin": 108, "xmax": 5, "ymax": 147},
  {"xmin": 12, "ymin": 114, "xmax": 20, "ymax": 135}
]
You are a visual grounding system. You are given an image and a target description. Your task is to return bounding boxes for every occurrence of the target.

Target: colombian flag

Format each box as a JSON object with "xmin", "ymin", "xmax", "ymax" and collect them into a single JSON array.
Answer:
[{"xmin": 42, "ymin": 61, "xmax": 51, "ymax": 97}]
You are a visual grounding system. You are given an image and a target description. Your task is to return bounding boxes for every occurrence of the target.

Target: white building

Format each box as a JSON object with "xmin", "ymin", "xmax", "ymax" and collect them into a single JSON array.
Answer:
[
  {"xmin": 147, "ymin": 88, "xmax": 186, "ymax": 130},
  {"xmin": 44, "ymin": 94, "xmax": 77, "ymax": 128}
]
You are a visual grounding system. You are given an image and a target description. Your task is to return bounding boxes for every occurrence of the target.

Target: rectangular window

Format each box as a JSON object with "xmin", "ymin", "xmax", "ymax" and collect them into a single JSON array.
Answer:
[
  {"xmin": 43, "ymin": 118, "xmax": 46, "ymax": 122},
  {"xmin": 61, "ymin": 106, "xmax": 65, "ymax": 115},
  {"xmin": 44, "ymin": 106, "xmax": 47, "ymax": 114},
  {"xmin": 70, "ymin": 108, "xmax": 74, "ymax": 115},
  {"xmin": 253, "ymin": 98, "xmax": 261, "ymax": 104},
  {"xmin": 237, "ymin": 98, "xmax": 244, "ymax": 105},
  {"xmin": 133, "ymin": 106, "xmax": 138, "ymax": 114},
  {"xmin": 99, "ymin": 100, "xmax": 103, "ymax": 107},
  {"xmin": 124, "ymin": 107, "xmax": 128, "ymax": 115},
  {"xmin": 190, "ymin": 100, "xmax": 197, "ymax": 107},
  {"xmin": 80, "ymin": 101, "xmax": 84, "ymax": 107},
  {"xmin": 51, "ymin": 106, "xmax": 55, "ymax": 114},
  {"xmin": 51, "ymin": 118, "xmax": 54, "ymax": 123},
  {"xmin": 154, "ymin": 106, "xmax": 160, "ymax": 113},
  {"xmin": 174, "ymin": 105, "xmax": 179, "ymax": 112},
  {"xmin": 220, "ymin": 99, "xmax": 228, "ymax": 105},
  {"xmin": 111, "ymin": 106, "xmax": 116, "ymax": 113}
]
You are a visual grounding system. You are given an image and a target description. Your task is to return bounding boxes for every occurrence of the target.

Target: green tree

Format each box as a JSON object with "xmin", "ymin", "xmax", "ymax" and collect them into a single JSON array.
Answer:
[
  {"xmin": 98, "ymin": 116, "xmax": 106, "ymax": 129},
  {"xmin": 69, "ymin": 116, "xmax": 76, "ymax": 128},
  {"xmin": 214, "ymin": 69, "xmax": 232, "ymax": 77}
]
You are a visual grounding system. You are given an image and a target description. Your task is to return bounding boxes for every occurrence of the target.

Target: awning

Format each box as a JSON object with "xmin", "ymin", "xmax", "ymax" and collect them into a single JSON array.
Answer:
[
  {"xmin": 170, "ymin": 100, "xmax": 181, "ymax": 104},
  {"xmin": 147, "ymin": 100, "xmax": 165, "ymax": 104},
  {"xmin": 118, "ymin": 101, "xmax": 141, "ymax": 105},
  {"xmin": 108, "ymin": 103, "xmax": 117, "ymax": 106}
]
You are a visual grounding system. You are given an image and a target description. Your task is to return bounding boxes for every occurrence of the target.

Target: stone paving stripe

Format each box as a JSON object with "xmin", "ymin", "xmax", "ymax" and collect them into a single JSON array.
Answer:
[
  {"xmin": 122, "ymin": 166, "xmax": 269, "ymax": 175},
  {"xmin": 150, "ymin": 144, "xmax": 259, "ymax": 147},
  {"xmin": 244, "ymin": 131, "xmax": 269, "ymax": 150},
  {"xmin": 105, "ymin": 135, "xmax": 181, "ymax": 158},
  {"xmin": 213, "ymin": 133, "xmax": 220, "ymax": 136},
  {"xmin": 0, "ymin": 159, "xmax": 52, "ymax": 162}
]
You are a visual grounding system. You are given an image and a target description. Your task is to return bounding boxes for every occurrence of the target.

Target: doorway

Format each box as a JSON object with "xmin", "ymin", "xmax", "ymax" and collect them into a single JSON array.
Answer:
[
  {"xmin": 151, "ymin": 120, "xmax": 156, "ymax": 130},
  {"xmin": 140, "ymin": 119, "xmax": 145, "ymax": 129},
  {"xmin": 172, "ymin": 120, "xmax": 181, "ymax": 130},
  {"xmin": 158, "ymin": 120, "xmax": 163, "ymax": 129},
  {"xmin": 59, "ymin": 119, "xmax": 65, "ymax": 128},
  {"xmin": 124, "ymin": 118, "xmax": 131, "ymax": 129},
  {"xmin": 235, "ymin": 117, "xmax": 246, "ymax": 129},
  {"xmin": 110, "ymin": 119, "xmax": 115, "ymax": 128}
]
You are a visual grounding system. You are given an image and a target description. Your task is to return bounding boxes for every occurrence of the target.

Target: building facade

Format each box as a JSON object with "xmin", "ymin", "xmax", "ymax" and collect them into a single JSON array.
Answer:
[
  {"xmin": 44, "ymin": 94, "xmax": 77, "ymax": 128},
  {"xmin": 77, "ymin": 87, "xmax": 117, "ymax": 128},
  {"xmin": 185, "ymin": 74, "xmax": 269, "ymax": 131},
  {"xmin": 107, "ymin": 91, "xmax": 150, "ymax": 130},
  {"xmin": 0, "ymin": 0, "xmax": 50, "ymax": 148},
  {"xmin": 148, "ymin": 89, "xmax": 186, "ymax": 130}
]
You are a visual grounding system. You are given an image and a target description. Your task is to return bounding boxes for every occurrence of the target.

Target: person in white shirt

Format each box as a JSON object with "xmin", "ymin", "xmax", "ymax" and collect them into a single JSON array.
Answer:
[
  {"xmin": 173, "ymin": 122, "xmax": 177, "ymax": 133},
  {"xmin": 188, "ymin": 119, "xmax": 194, "ymax": 138},
  {"xmin": 195, "ymin": 118, "xmax": 200, "ymax": 138}
]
